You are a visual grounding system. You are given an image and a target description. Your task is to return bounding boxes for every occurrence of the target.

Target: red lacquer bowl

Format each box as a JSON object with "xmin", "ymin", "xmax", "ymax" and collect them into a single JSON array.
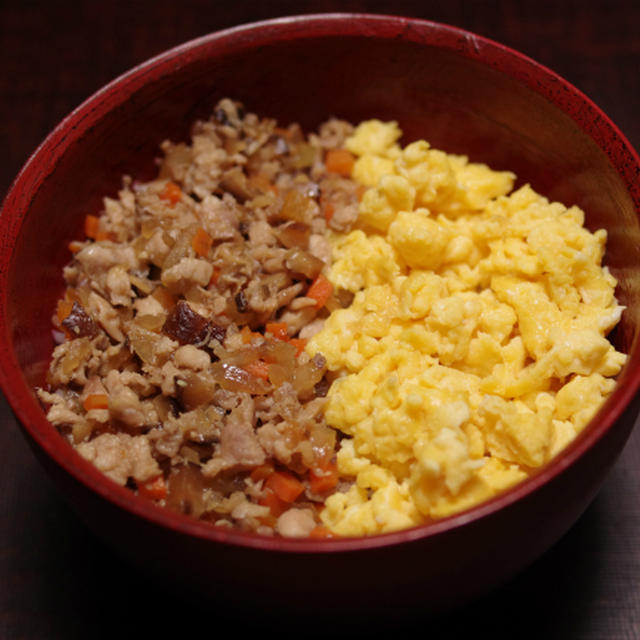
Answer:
[{"xmin": 2, "ymin": 14, "xmax": 640, "ymax": 619}]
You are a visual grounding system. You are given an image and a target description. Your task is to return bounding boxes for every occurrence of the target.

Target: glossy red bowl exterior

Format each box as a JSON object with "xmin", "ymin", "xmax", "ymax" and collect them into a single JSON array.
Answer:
[{"xmin": 2, "ymin": 14, "xmax": 640, "ymax": 618}]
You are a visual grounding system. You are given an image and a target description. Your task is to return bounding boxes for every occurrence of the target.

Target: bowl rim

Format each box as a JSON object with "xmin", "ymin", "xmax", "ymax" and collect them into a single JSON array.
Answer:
[{"xmin": 2, "ymin": 12, "xmax": 640, "ymax": 553}]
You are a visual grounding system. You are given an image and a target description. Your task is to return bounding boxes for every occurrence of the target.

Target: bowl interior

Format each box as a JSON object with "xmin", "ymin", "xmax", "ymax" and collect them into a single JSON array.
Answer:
[{"xmin": 2, "ymin": 14, "xmax": 640, "ymax": 551}]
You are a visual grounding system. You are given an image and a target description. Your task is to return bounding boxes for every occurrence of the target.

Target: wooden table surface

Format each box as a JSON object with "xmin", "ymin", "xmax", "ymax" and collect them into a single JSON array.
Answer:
[{"xmin": 2, "ymin": 1, "xmax": 639, "ymax": 638}]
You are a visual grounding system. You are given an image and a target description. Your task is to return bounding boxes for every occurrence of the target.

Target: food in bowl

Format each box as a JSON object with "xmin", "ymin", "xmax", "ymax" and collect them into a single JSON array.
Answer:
[
  {"xmin": 36, "ymin": 99, "xmax": 626, "ymax": 538},
  {"xmin": 308, "ymin": 120, "xmax": 627, "ymax": 535}
]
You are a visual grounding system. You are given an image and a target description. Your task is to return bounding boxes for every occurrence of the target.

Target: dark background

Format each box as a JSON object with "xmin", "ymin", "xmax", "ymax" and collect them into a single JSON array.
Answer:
[{"xmin": 1, "ymin": 1, "xmax": 639, "ymax": 638}]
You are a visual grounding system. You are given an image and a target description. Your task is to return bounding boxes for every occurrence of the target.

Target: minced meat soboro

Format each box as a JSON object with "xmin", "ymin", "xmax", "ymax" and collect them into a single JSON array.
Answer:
[{"xmin": 38, "ymin": 99, "xmax": 360, "ymax": 538}]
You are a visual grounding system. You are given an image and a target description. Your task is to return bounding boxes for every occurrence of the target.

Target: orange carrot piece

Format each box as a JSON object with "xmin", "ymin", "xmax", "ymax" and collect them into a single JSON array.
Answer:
[
  {"xmin": 307, "ymin": 273, "xmax": 333, "ymax": 309},
  {"xmin": 322, "ymin": 201, "xmax": 335, "ymax": 223},
  {"xmin": 259, "ymin": 489, "xmax": 288, "ymax": 517},
  {"xmin": 68, "ymin": 240, "xmax": 83, "ymax": 253},
  {"xmin": 325, "ymin": 148, "xmax": 355, "ymax": 176},
  {"xmin": 56, "ymin": 299, "xmax": 74, "ymax": 323},
  {"xmin": 245, "ymin": 360, "xmax": 270, "ymax": 381},
  {"xmin": 84, "ymin": 214, "xmax": 100, "ymax": 239},
  {"xmin": 309, "ymin": 459, "xmax": 339, "ymax": 494},
  {"xmin": 209, "ymin": 267, "xmax": 221, "ymax": 287},
  {"xmin": 83, "ymin": 393, "xmax": 109, "ymax": 411},
  {"xmin": 288, "ymin": 338, "xmax": 307, "ymax": 357},
  {"xmin": 137, "ymin": 475, "xmax": 168, "ymax": 501},
  {"xmin": 265, "ymin": 322, "xmax": 288, "ymax": 341},
  {"xmin": 309, "ymin": 525, "xmax": 335, "ymax": 539},
  {"xmin": 192, "ymin": 227, "xmax": 213, "ymax": 257},
  {"xmin": 265, "ymin": 471, "xmax": 305, "ymax": 503},
  {"xmin": 159, "ymin": 181, "xmax": 182, "ymax": 206}
]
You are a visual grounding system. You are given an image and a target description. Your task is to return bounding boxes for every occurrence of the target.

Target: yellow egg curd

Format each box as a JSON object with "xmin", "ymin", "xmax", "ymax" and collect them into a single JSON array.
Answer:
[{"xmin": 307, "ymin": 120, "xmax": 626, "ymax": 537}]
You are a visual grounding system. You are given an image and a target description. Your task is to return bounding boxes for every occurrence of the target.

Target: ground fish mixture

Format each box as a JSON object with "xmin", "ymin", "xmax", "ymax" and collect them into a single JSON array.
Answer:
[{"xmin": 37, "ymin": 99, "xmax": 362, "ymax": 538}]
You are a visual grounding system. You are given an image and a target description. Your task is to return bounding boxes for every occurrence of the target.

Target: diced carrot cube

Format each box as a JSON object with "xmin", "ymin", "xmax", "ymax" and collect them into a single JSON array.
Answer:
[
  {"xmin": 265, "ymin": 471, "xmax": 305, "ymax": 503},
  {"xmin": 307, "ymin": 273, "xmax": 333, "ymax": 309},
  {"xmin": 83, "ymin": 393, "xmax": 109, "ymax": 411},
  {"xmin": 309, "ymin": 459, "xmax": 339, "ymax": 494},
  {"xmin": 325, "ymin": 148, "xmax": 355, "ymax": 176},
  {"xmin": 159, "ymin": 181, "xmax": 182, "ymax": 206},
  {"xmin": 137, "ymin": 475, "xmax": 167, "ymax": 501},
  {"xmin": 259, "ymin": 488, "xmax": 288, "ymax": 517},
  {"xmin": 288, "ymin": 338, "xmax": 307, "ymax": 357},
  {"xmin": 192, "ymin": 227, "xmax": 213, "ymax": 257},
  {"xmin": 209, "ymin": 267, "xmax": 221, "ymax": 287},
  {"xmin": 265, "ymin": 322, "xmax": 288, "ymax": 341},
  {"xmin": 322, "ymin": 201, "xmax": 335, "ymax": 223}
]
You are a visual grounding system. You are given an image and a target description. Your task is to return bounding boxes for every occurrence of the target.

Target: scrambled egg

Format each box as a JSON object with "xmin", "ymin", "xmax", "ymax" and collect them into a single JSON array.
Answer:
[{"xmin": 307, "ymin": 120, "xmax": 627, "ymax": 537}]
